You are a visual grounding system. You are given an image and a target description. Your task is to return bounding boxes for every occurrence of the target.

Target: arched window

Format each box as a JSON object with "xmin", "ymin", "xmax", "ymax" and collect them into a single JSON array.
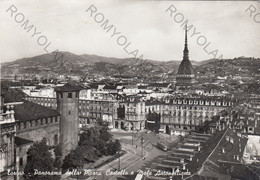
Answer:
[{"xmin": 54, "ymin": 134, "xmax": 58, "ymax": 145}]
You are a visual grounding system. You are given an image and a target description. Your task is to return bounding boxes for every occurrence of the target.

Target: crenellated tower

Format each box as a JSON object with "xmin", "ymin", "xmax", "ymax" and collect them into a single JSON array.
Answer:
[{"xmin": 55, "ymin": 84, "xmax": 81, "ymax": 158}]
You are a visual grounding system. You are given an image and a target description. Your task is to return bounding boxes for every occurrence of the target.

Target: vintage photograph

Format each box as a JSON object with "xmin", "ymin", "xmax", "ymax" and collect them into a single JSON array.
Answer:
[{"xmin": 0, "ymin": 0, "xmax": 260, "ymax": 179}]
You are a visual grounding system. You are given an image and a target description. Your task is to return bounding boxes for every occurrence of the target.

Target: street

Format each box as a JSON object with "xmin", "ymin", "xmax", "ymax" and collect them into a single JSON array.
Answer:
[{"xmin": 89, "ymin": 130, "xmax": 179, "ymax": 180}]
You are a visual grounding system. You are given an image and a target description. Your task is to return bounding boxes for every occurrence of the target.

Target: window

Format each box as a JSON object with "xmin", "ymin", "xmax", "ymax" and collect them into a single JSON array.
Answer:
[
  {"xmin": 60, "ymin": 93, "xmax": 63, "ymax": 98},
  {"xmin": 54, "ymin": 135, "xmax": 58, "ymax": 145},
  {"xmin": 0, "ymin": 152, "xmax": 6, "ymax": 172},
  {"xmin": 69, "ymin": 111, "xmax": 71, "ymax": 115},
  {"xmin": 19, "ymin": 157, "xmax": 23, "ymax": 167},
  {"xmin": 68, "ymin": 93, "xmax": 72, "ymax": 98}
]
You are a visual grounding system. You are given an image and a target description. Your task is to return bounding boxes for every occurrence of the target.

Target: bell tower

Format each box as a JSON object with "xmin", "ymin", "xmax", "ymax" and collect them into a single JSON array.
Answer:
[{"xmin": 55, "ymin": 84, "xmax": 81, "ymax": 158}]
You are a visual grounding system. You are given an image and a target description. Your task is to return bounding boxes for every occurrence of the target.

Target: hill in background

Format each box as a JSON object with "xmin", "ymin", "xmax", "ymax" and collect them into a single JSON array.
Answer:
[{"xmin": 1, "ymin": 52, "xmax": 260, "ymax": 81}]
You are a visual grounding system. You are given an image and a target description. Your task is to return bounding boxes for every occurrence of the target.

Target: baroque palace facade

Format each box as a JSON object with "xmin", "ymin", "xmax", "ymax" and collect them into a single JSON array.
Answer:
[{"xmin": 146, "ymin": 96, "xmax": 233, "ymax": 135}]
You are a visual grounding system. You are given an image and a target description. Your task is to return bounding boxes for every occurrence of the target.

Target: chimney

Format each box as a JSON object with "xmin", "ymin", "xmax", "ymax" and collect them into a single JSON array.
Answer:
[
  {"xmin": 181, "ymin": 158, "xmax": 184, "ymax": 163},
  {"xmin": 176, "ymin": 167, "xmax": 180, "ymax": 173}
]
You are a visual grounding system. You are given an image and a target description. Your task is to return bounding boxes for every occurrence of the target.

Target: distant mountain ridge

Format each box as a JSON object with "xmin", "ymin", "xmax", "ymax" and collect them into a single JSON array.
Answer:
[
  {"xmin": 1, "ymin": 52, "xmax": 259, "ymax": 80},
  {"xmin": 2, "ymin": 51, "xmax": 201, "ymax": 66}
]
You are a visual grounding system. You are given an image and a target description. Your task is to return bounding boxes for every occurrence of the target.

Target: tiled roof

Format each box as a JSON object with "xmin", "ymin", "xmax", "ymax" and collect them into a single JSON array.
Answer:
[
  {"xmin": 55, "ymin": 83, "xmax": 82, "ymax": 92},
  {"xmin": 88, "ymin": 84, "xmax": 99, "ymax": 89},
  {"xmin": 14, "ymin": 100, "xmax": 60, "ymax": 122},
  {"xmin": 1, "ymin": 86, "xmax": 27, "ymax": 103},
  {"xmin": 208, "ymin": 129, "xmax": 248, "ymax": 163},
  {"xmin": 148, "ymin": 83, "xmax": 171, "ymax": 88},
  {"xmin": 193, "ymin": 129, "xmax": 256, "ymax": 179},
  {"xmin": 197, "ymin": 84, "xmax": 226, "ymax": 92},
  {"xmin": 138, "ymin": 86, "xmax": 148, "ymax": 89},
  {"xmin": 103, "ymin": 85, "xmax": 117, "ymax": 90},
  {"xmin": 15, "ymin": 136, "xmax": 33, "ymax": 147}
]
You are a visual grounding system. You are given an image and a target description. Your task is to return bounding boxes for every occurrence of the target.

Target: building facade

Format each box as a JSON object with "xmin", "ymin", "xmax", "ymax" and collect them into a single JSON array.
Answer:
[
  {"xmin": 146, "ymin": 96, "xmax": 233, "ymax": 135},
  {"xmin": 0, "ymin": 95, "xmax": 16, "ymax": 177},
  {"xmin": 114, "ymin": 97, "xmax": 146, "ymax": 131}
]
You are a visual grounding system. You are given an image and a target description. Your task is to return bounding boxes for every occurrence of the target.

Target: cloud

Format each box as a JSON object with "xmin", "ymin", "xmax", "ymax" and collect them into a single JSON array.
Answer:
[{"xmin": 0, "ymin": 0, "xmax": 259, "ymax": 63}]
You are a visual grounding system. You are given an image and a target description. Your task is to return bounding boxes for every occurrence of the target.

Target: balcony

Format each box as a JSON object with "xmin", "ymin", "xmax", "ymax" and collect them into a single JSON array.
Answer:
[{"xmin": 0, "ymin": 104, "xmax": 15, "ymax": 125}]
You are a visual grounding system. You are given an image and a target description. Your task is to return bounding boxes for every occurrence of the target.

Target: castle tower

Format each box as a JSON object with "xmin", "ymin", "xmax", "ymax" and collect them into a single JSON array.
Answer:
[
  {"xmin": 176, "ymin": 25, "xmax": 195, "ymax": 90},
  {"xmin": 55, "ymin": 84, "xmax": 81, "ymax": 158}
]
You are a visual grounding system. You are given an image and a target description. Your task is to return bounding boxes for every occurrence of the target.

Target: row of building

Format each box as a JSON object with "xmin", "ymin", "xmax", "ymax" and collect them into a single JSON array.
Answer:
[{"xmin": 24, "ymin": 93, "xmax": 234, "ymax": 135}]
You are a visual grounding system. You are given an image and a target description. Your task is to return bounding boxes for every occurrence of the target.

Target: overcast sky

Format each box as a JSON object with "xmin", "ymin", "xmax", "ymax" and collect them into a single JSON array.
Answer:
[{"xmin": 0, "ymin": 0, "xmax": 259, "ymax": 63}]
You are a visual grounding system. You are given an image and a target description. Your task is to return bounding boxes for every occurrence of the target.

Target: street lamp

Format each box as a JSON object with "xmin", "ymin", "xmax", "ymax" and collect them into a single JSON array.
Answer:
[
  {"xmin": 131, "ymin": 129, "xmax": 140, "ymax": 146},
  {"xmin": 117, "ymin": 150, "xmax": 122, "ymax": 171},
  {"xmin": 141, "ymin": 136, "xmax": 144, "ymax": 159},
  {"xmin": 132, "ymin": 131, "xmax": 134, "ymax": 146}
]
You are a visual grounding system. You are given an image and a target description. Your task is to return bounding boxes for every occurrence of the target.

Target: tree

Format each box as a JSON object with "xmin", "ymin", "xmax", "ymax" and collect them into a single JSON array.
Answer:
[
  {"xmin": 53, "ymin": 144, "xmax": 62, "ymax": 170},
  {"xmin": 24, "ymin": 139, "xmax": 57, "ymax": 180},
  {"xmin": 79, "ymin": 127, "xmax": 107, "ymax": 156},
  {"xmin": 79, "ymin": 121, "xmax": 114, "ymax": 156},
  {"xmin": 81, "ymin": 146, "xmax": 98, "ymax": 162},
  {"xmin": 107, "ymin": 139, "xmax": 122, "ymax": 155},
  {"xmin": 99, "ymin": 124, "xmax": 112, "ymax": 142},
  {"xmin": 61, "ymin": 146, "xmax": 84, "ymax": 170},
  {"xmin": 114, "ymin": 139, "xmax": 121, "ymax": 152}
]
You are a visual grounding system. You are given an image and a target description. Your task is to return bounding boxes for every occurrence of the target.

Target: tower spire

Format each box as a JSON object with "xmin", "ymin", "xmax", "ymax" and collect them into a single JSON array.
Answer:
[{"xmin": 183, "ymin": 25, "xmax": 189, "ymax": 61}]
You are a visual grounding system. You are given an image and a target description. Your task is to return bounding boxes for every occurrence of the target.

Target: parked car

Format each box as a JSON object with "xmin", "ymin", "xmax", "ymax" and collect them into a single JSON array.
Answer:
[{"xmin": 157, "ymin": 142, "xmax": 168, "ymax": 151}]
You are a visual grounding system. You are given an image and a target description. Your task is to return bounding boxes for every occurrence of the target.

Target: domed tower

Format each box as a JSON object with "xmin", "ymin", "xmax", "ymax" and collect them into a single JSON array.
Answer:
[
  {"xmin": 55, "ymin": 84, "xmax": 81, "ymax": 158},
  {"xmin": 176, "ymin": 26, "xmax": 195, "ymax": 90}
]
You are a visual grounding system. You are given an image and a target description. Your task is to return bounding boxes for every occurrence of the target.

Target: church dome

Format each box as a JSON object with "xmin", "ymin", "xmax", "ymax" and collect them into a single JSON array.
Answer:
[{"xmin": 177, "ymin": 59, "xmax": 194, "ymax": 75}]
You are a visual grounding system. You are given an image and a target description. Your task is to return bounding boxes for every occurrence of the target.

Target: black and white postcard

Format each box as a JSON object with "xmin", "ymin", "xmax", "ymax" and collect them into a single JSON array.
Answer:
[{"xmin": 1, "ymin": 0, "xmax": 260, "ymax": 179}]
